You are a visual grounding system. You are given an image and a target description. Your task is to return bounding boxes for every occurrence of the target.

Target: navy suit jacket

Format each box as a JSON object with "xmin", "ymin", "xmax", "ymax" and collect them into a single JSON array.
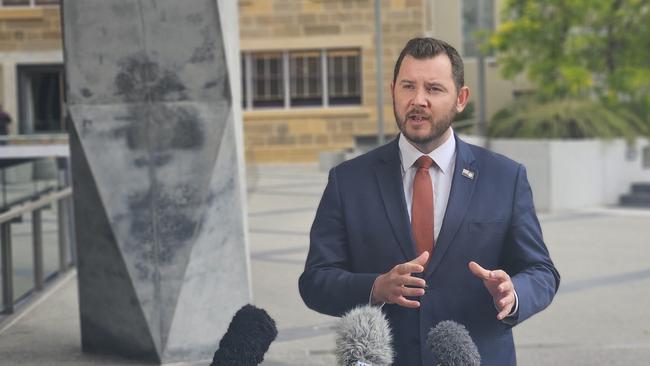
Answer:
[{"xmin": 299, "ymin": 135, "xmax": 560, "ymax": 365}]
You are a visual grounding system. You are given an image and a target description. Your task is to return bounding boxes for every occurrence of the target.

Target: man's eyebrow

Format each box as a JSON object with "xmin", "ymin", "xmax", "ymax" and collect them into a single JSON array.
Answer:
[
  {"xmin": 425, "ymin": 81, "xmax": 447, "ymax": 90},
  {"xmin": 399, "ymin": 79, "xmax": 415, "ymax": 84}
]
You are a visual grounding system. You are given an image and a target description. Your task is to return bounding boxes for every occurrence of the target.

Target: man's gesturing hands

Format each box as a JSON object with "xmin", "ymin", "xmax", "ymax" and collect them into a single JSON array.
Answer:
[
  {"xmin": 371, "ymin": 251, "xmax": 429, "ymax": 308},
  {"xmin": 468, "ymin": 261, "xmax": 516, "ymax": 320},
  {"xmin": 370, "ymin": 254, "xmax": 516, "ymax": 318}
]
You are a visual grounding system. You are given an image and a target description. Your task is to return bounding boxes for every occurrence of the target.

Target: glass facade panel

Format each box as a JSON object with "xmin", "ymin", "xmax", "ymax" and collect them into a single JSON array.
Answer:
[
  {"xmin": 11, "ymin": 215, "xmax": 34, "ymax": 302},
  {"xmin": 41, "ymin": 204, "xmax": 59, "ymax": 279}
]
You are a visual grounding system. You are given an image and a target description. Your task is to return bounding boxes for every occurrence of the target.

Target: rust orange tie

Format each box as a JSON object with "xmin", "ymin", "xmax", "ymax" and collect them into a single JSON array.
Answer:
[{"xmin": 412, "ymin": 156, "xmax": 434, "ymax": 263}]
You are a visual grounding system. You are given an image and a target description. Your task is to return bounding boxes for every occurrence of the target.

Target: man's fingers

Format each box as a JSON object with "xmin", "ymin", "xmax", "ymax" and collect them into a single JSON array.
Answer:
[
  {"xmin": 395, "ymin": 297, "xmax": 421, "ymax": 308},
  {"xmin": 386, "ymin": 284, "xmax": 425, "ymax": 305},
  {"xmin": 490, "ymin": 269, "xmax": 510, "ymax": 282},
  {"xmin": 401, "ymin": 286, "xmax": 425, "ymax": 297},
  {"xmin": 396, "ymin": 262, "xmax": 424, "ymax": 275},
  {"xmin": 497, "ymin": 302, "xmax": 514, "ymax": 320},
  {"xmin": 497, "ymin": 308, "xmax": 511, "ymax": 320},
  {"xmin": 403, "ymin": 276, "xmax": 427, "ymax": 288},
  {"xmin": 393, "ymin": 252, "xmax": 430, "ymax": 276},
  {"xmin": 468, "ymin": 261, "xmax": 491, "ymax": 280},
  {"xmin": 497, "ymin": 293, "xmax": 515, "ymax": 309},
  {"xmin": 469, "ymin": 262, "xmax": 516, "ymax": 319},
  {"xmin": 497, "ymin": 281, "xmax": 513, "ymax": 294},
  {"xmin": 470, "ymin": 262, "xmax": 511, "ymax": 284},
  {"xmin": 375, "ymin": 255, "xmax": 431, "ymax": 305},
  {"xmin": 411, "ymin": 251, "xmax": 430, "ymax": 266}
]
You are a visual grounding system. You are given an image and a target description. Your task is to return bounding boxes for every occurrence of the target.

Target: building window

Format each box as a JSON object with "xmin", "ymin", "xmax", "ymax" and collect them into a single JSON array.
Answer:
[
  {"xmin": 0, "ymin": 0, "xmax": 59, "ymax": 6},
  {"xmin": 461, "ymin": 0, "xmax": 495, "ymax": 57},
  {"xmin": 18, "ymin": 64, "xmax": 66, "ymax": 134},
  {"xmin": 241, "ymin": 48, "xmax": 361, "ymax": 110},
  {"xmin": 290, "ymin": 50, "xmax": 322, "ymax": 107},
  {"xmin": 252, "ymin": 52, "xmax": 284, "ymax": 108},
  {"xmin": 328, "ymin": 49, "xmax": 361, "ymax": 106}
]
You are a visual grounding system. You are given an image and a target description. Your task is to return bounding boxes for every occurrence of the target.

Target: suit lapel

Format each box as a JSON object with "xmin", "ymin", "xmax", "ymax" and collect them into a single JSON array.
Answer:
[
  {"xmin": 425, "ymin": 135, "xmax": 477, "ymax": 278},
  {"xmin": 374, "ymin": 138, "xmax": 417, "ymax": 261}
]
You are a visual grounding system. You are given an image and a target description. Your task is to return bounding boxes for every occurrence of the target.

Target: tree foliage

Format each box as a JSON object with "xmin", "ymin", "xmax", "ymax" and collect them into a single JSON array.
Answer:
[
  {"xmin": 488, "ymin": 0, "xmax": 650, "ymax": 138},
  {"xmin": 487, "ymin": 98, "xmax": 649, "ymax": 140},
  {"xmin": 490, "ymin": 0, "xmax": 650, "ymax": 101}
]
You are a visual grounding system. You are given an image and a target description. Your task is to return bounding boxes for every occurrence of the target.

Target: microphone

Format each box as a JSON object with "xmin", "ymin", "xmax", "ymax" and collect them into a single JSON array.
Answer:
[
  {"xmin": 210, "ymin": 304, "xmax": 278, "ymax": 366},
  {"xmin": 426, "ymin": 320, "xmax": 481, "ymax": 366},
  {"xmin": 334, "ymin": 305, "xmax": 394, "ymax": 366}
]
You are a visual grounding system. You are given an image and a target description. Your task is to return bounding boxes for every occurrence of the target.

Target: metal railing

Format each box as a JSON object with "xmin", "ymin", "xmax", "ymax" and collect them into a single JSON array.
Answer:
[
  {"xmin": 0, "ymin": 186, "xmax": 72, "ymax": 315},
  {"xmin": 0, "ymin": 133, "xmax": 68, "ymax": 144},
  {"xmin": 0, "ymin": 136, "xmax": 74, "ymax": 316}
]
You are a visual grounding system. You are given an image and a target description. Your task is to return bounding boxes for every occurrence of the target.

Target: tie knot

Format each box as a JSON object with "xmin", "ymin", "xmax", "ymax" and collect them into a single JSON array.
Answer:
[{"xmin": 415, "ymin": 155, "xmax": 434, "ymax": 169}]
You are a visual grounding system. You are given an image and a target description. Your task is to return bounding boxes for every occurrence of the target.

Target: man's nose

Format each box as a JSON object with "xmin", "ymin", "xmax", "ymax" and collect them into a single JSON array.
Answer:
[{"xmin": 411, "ymin": 88, "xmax": 427, "ymax": 107}]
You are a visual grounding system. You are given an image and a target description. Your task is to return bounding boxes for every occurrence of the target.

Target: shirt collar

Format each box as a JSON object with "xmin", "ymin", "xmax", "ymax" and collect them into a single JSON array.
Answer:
[{"xmin": 398, "ymin": 128, "xmax": 456, "ymax": 175}]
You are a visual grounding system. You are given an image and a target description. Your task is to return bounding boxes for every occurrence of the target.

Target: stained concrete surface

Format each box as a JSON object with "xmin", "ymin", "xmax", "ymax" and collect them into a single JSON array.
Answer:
[{"xmin": 63, "ymin": 0, "xmax": 249, "ymax": 362}]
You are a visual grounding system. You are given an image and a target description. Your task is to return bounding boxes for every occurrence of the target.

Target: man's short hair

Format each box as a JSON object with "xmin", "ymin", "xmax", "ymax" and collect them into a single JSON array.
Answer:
[{"xmin": 393, "ymin": 37, "xmax": 465, "ymax": 94}]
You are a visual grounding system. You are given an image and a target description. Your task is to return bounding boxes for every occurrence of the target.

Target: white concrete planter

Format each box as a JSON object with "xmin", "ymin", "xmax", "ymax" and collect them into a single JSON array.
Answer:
[{"xmin": 462, "ymin": 135, "xmax": 650, "ymax": 212}]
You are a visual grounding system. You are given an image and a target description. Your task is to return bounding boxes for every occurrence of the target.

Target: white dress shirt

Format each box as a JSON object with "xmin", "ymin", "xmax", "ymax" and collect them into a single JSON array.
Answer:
[{"xmin": 398, "ymin": 129, "xmax": 456, "ymax": 239}]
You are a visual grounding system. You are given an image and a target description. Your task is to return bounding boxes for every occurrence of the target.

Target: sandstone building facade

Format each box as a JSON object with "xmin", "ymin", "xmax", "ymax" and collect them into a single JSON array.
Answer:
[{"xmin": 0, "ymin": 0, "xmax": 523, "ymax": 163}]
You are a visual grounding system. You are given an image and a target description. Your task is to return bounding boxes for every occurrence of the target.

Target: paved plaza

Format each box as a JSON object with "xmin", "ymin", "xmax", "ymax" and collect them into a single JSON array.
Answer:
[{"xmin": 1, "ymin": 164, "xmax": 650, "ymax": 365}]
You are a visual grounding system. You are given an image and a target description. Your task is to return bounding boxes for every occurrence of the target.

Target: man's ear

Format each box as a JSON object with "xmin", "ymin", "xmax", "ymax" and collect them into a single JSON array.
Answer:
[
  {"xmin": 390, "ymin": 81, "xmax": 395, "ymax": 99},
  {"xmin": 456, "ymin": 86, "xmax": 470, "ymax": 113}
]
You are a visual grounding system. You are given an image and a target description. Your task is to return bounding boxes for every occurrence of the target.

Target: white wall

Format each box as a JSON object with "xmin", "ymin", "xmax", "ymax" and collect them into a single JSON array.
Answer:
[
  {"xmin": 601, "ymin": 138, "xmax": 650, "ymax": 204},
  {"xmin": 549, "ymin": 140, "xmax": 602, "ymax": 210},
  {"xmin": 490, "ymin": 139, "xmax": 552, "ymax": 211},
  {"xmin": 482, "ymin": 137, "xmax": 650, "ymax": 212}
]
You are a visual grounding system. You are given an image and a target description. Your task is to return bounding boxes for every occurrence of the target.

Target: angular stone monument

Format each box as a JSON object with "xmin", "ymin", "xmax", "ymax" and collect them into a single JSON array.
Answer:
[{"xmin": 62, "ymin": 1, "xmax": 251, "ymax": 362}]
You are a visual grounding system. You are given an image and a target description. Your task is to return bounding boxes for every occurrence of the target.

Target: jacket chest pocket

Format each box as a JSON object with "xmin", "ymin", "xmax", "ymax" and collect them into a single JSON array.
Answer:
[
  {"xmin": 467, "ymin": 220, "xmax": 508, "ymax": 234},
  {"xmin": 464, "ymin": 221, "xmax": 509, "ymax": 255}
]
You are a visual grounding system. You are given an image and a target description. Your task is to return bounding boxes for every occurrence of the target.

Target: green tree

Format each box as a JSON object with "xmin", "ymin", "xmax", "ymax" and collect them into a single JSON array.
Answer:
[
  {"xmin": 488, "ymin": 98, "xmax": 649, "ymax": 141},
  {"xmin": 488, "ymin": 0, "xmax": 650, "ymax": 138},
  {"xmin": 490, "ymin": 0, "xmax": 650, "ymax": 101}
]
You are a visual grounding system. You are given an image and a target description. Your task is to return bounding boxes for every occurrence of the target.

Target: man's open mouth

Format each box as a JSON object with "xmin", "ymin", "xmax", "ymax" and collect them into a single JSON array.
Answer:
[{"xmin": 407, "ymin": 114, "xmax": 430, "ymax": 122}]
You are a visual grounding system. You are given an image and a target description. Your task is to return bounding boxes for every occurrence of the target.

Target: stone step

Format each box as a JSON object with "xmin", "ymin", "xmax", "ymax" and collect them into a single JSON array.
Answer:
[
  {"xmin": 619, "ymin": 192, "xmax": 650, "ymax": 207},
  {"xmin": 631, "ymin": 183, "xmax": 650, "ymax": 194}
]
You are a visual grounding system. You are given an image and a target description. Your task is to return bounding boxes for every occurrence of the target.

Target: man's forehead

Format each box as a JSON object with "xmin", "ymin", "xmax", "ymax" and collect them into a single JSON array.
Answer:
[{"xmin": 397, "ymin": 55, "xmax": 453, "ymax": 81}]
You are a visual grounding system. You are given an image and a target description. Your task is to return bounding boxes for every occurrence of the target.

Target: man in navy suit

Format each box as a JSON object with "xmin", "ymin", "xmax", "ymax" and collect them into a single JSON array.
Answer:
[{"xmin": 299, "ymin": 38, "xmax": 560, "ymax": 365}]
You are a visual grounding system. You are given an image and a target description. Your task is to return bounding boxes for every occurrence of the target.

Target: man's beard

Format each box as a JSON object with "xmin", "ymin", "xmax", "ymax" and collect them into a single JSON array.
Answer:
[{"xmin": 393, "ymin": 103, "xmax": 457, "ymax": 147}]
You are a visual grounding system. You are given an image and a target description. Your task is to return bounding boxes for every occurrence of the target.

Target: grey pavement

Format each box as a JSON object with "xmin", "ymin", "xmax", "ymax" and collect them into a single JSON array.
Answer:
[{"xmin": 1, "ymin": 163, "xmax": 650, "ymax": 365}]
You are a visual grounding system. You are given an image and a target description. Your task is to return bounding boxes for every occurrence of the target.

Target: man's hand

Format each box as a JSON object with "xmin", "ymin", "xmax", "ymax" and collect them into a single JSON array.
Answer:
[
  {"xmin": 468, "ymin": 261, "xmax": 516, "ymax": 320},
  {"xmin": 371, "ymin": 252, "xmax": 429, "ymax": 308}
]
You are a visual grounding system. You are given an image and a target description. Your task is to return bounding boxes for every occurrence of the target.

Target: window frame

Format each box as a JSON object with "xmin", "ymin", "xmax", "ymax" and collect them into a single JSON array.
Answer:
[
  {"xmin": 17, "ymin": 63, "xmax": 66, "ymax": 134},
  {"xmin": 289, "ymin": 50, "xmax": 323, "ymax": 107},
  {"xmin": 241, "ymin": 48, "xmax": 362, "ymax": 111},
  {"xmin": 327, "ymin": 49, "xmax": 362, "ymax": 106},
  {"xmin": 251, "ymin": 51, "xmax": 285, "ymax": 109}
]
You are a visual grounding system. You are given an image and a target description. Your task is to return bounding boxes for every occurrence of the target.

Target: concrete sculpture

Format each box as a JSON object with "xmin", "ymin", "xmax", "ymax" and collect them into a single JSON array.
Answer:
[{"xmin": 62, "ymin": 1, "xmax": 250, "ymax": 362}]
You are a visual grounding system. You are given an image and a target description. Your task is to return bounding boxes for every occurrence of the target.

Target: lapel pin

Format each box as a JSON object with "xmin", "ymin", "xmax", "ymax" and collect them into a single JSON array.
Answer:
[{"xmin": 462, "ymin": 168, "xmax": 475, "ymax": 180}]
